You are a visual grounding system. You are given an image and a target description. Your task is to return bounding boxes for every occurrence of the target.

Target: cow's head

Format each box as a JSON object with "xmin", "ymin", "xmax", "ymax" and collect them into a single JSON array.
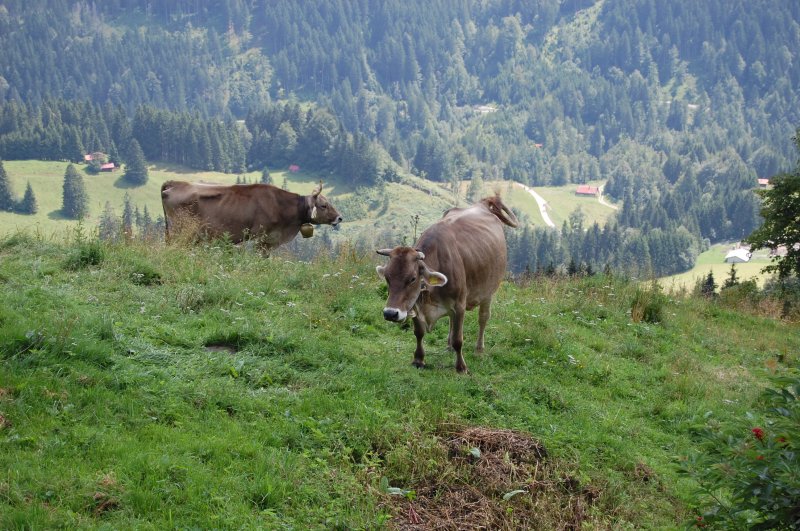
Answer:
[
  {"xmin": 375, "ymin": 247, "xmax": 448, "ymax": 322},
  {"xmin": 309, "ymin": 182, "xmax": 343, "ymax": 226}
]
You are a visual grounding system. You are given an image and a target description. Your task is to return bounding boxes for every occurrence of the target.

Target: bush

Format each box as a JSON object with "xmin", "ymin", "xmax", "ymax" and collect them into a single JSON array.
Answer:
[
  {"xmin": 63, "ymin": 241, "xmax": 104, "ymax": 270},
  {"xmin": 681, "ymin": 375, "xmax": 800, "ymax": 529},
  {"xmin": 630, "ymin": 281, "xmax": 667, "ymax": 323},
  {"xmin": 718, "ymin": 279, "xmax": 761, "ymax": 310},
  {"xmin": 762, "ymin": 277, "xmax": 800, "ymax": 321}
]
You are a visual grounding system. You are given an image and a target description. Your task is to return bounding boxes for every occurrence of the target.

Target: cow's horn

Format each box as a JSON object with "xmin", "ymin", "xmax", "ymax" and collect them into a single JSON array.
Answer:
[
  {"xmin": 416, "ymin": 251, "xmax": 425, "ymax": 260},
  {"xmin": 376, "ymin": 248, "xmax": 393, "ymax": 256}
]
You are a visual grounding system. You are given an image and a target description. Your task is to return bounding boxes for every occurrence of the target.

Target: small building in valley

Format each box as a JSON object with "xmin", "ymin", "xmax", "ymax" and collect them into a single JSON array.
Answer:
[
  {"xmin": 100, "ymin": 162, "xmax": 116, "ymax": 172},
  {"xmin": 724, "ymin": 248, "xmax": 752, "ymax": 263},
  {"xmin": 575, "ymin": 185, "xmax": 600, "ymax": 197},
  {"xmin": 757, "ymin": 178, "xmax": 770, "ymax": 188}
]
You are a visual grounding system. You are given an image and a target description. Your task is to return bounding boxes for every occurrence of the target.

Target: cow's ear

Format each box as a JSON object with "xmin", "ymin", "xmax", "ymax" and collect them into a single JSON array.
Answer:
[
  {"xmin": 376, "ymin": 265, "xmax": 386, "ymax": 278},
  {"xmin": 420, "ymin": 264, "xmax": 447, "ymax": 288}
]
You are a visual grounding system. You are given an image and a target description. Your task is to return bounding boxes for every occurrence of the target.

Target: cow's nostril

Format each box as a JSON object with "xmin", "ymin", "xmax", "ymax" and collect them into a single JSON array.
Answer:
[{"xmin": 383, "ymin": 308, "xmax": 399, "ymax": 321}]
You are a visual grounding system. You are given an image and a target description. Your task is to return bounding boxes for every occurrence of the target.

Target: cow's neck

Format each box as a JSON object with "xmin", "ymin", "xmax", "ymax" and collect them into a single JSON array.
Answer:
[{"xmin": 298, "ymin": 195, "xmax": 314, "ymax": 224}]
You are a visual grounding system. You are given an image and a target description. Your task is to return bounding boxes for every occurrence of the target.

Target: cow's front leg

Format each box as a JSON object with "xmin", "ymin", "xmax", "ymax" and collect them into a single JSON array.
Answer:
[
  {"xmin": 412, "ymin": 316, "xmax": 426, "ymax": 368},
  {"xmin": 450, "ymin": 307, "xmax": 467, "ymax": 373}
]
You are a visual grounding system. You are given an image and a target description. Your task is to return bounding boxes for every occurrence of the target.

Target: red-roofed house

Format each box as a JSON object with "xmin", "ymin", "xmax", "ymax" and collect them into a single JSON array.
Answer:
[
  {"xmin": 757, "ymin": 178, "xmax": 770, "ymax": 188},
  {"xmin": 288, "ymin": 164, "xmax": 300, "ymax": 172},
  {"xmin": 575, "ymin": 185, "xmax": 600, "ymax": 196},
  {"xmin": 100, "ymin": 163, "xmax": 116, "ymax": 172}
]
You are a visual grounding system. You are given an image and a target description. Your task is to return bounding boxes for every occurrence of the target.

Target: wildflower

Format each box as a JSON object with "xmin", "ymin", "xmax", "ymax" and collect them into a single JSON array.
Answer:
[
  {"xmin": 751, "ymin": 427, "xmax": 765, "ymax": 440},
  {"xmin": 755, "ymin": 455, "xmax": 764, "ymax": 460}
]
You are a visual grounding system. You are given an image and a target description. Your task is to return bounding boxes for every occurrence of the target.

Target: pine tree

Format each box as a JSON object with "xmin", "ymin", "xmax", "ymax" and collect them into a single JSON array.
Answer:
[
  {"xmin": 19, "ymin": 181, "xmax": 37, "ymax": 214},
  {"xmin": 701, "ymin": 270, "xmax": 717, "ymax": 298},
  {"xmin": 62, "ymin": 163, "xmax": 88, "ymax": 219},
  {"xmin": 0, "ymin": 160, "xmax": 16, "ymax": 212},
  {"xmin": 467, "ymin": 171, "xmax": 484, "ymax": 203},
  {"xmin": 123, "ymin": 139, "xmax": 148, "ymax": 186},
  {"xmin": 722, "ymin": 263, "xmax": 740, "ymax": 289},
  {"xmin": 260, "ymin": 167, "xmax": 272, "ymax": 184},
  {"xmin": 98, "ymin": 201, "xmax": 120, "ymax": 241},
  {"xmin": 122, "ymin": 193, "xmax": 134, "ymax": 240}
]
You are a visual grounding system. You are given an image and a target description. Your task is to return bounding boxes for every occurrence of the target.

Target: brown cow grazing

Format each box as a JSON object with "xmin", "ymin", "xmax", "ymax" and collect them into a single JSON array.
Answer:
[
  {"xmin": 376, "ymin": 195, "xmax": 519, "ymax": 373},
  {"xmin": 160, "ymin": 180, "xmax": 342, "ymax": 251}
]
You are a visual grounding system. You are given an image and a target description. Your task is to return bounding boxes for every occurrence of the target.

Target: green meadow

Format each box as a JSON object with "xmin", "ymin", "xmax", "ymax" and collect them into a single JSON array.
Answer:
[
  {"xmin": 0, "ymin": 232, "xmax": 796, "ymax": 528},
  {"xmin": 0, "ymin": 161, "xmax": 354, "ymax": 237},
  {"xmin": 660, "ymin": 243, "xmax": 776, "ymax": 291}
]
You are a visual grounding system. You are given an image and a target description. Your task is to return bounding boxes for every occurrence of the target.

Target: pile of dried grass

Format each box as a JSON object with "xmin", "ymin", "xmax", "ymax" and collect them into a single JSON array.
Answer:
[{"xmin": 383, "ymin": 425, "xmax": 601, "ymax": 530}]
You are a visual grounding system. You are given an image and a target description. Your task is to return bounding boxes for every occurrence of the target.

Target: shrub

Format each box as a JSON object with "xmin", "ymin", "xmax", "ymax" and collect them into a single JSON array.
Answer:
[
  {"xmin": 630, "ymin": 281, "xmax": 667, "ymax": 323},
  {"xmin": 681, "ymin": 374, "xmax": 800, "ymax": 529},
  {"xmin": 64, "ymin": 241, "xmax": 104, "ymax": 270},
  {"xmin": 718, "ymin": 279, "xmax": 761, "ymax": 310}
]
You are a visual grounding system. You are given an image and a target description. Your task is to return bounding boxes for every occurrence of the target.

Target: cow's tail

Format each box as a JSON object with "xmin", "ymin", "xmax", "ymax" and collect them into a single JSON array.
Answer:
[{"xmin": 487, "ymin": 194, "xmax": 520, "ymax": 228}]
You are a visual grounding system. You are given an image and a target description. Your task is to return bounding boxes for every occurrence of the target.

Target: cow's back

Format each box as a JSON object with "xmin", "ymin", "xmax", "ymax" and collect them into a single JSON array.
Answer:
[
  {"xmin": 161, "ymin": 181, "xmax": 301, "ymax": 244},
  {"xmin": 417, "ymin": 206, "xmax": 508, "ymax": 309}
]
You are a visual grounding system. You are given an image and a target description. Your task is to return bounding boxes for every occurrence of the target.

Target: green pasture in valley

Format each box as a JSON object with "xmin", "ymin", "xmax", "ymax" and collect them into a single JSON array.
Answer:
[
  {"xmin": 660, "ymin": 243, "xmax": 777, "ymax": 291},
  {"xmin": 0, "ymin": 232, "xmax": 796, "ymax": 528},
  {"xmin": 0, "ymin": 160, "xmax": 353, "ymax": 237}
]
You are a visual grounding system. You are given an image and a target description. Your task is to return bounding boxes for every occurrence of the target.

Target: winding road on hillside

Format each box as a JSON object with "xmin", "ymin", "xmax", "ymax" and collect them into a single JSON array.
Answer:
[{"xmin": 515, "ymin": 183, "xmax": 555, "ymax": 227}]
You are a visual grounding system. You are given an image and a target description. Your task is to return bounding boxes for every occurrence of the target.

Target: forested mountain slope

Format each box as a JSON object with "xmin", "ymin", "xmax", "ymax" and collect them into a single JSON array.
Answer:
[{"xmin": 1, "ymin": 0, "xmax": 799, "ymax": 276}]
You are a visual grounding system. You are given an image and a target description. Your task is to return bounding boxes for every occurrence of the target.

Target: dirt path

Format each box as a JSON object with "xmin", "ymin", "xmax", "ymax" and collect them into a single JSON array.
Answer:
[
  {"xmin": 515, "ymin": 183, "xmax": 555, "ymax": 227},
  {"xmin": 597, "ymin": 185, "xmax": 618, "ymax": 210}
]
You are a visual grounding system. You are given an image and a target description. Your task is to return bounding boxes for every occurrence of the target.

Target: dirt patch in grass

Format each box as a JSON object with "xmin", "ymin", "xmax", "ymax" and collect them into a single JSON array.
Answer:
[
  {"xmin": 383, "ymin": 426, "xmax": 601, "ymax": 530},
  {"xmin": 204, "ymin": 342, "xmax": 238, "ymax": 354}
]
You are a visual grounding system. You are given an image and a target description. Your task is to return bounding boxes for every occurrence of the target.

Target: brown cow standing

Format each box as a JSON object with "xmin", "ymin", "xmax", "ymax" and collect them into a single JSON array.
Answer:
[
  {"xmin": 160, "ymin": 181, "xmax": 342, "ymax": 251},
  {"xmin": 376, "ymin": 195, "xmax": 518, "ymax": 373}
]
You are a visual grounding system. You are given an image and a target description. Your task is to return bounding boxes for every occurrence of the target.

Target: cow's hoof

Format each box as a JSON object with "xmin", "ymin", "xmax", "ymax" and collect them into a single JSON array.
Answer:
[
  {"xmin": 412, "ymin": 360, "xmax": 425, "ymax": 369},
  {"xmin": 456, "ymin": 365, "xmax": 469, "ymax": 374}
]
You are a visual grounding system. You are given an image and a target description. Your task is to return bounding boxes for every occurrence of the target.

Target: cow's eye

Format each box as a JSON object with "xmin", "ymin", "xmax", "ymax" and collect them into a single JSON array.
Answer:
[
  {"xmin": 407, "ymin": 276, "xmax": 416, "ymax": 285},
  {"xmin": 319, "ymin": 205, "xmax": 328, "ymax": 209}
]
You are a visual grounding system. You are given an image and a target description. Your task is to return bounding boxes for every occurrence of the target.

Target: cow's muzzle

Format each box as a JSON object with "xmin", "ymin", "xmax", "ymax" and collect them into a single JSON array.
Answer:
[
  {"xmin": 383, "ymin": 307, "xmax": 407, "ymax": 322},
  {"xmin": 332, "ymin": 216, "xmax": 343, "ymax": 226}
]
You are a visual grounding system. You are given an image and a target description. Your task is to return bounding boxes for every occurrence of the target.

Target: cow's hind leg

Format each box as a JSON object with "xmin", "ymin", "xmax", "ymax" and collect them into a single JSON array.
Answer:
[
  {"xmin": 412, "ymin": 316, "xmax": 426, "ymax": 368},
  {"xmin": 476, "ymin": 300, "xmax": 491, "ymax": 353},
  {"xmin": 451, "ymin": 307, "xmax": 467, "ymax": 373}
]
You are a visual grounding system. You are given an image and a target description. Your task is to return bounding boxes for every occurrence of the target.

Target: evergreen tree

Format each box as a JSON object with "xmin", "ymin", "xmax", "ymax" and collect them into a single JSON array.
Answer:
[
  {"xmin": 61, "ymin": 163, "xmax": 88, "ymax": 219},
  {"xmin": 701, "ymin": 270, "xmax": 717, "ymax": 298},
  {"xmin": 0, "ymin": 160, "xmax": 15, "ymax": 212},
  {"xmin": 98, "ymin": 201, "xmax": 120, "ymax": 242},
  {"xmin": 19, "ymin": 181, "xmax": 37, "ymax": 214},
  {"xmin": 260, "ymin": 167, "xmax": 272, "ymax": 185},
  {"xmin": 123, "ymin": 139, "xmax": 148, "ymax": 186},
  {"xmin": 122, "ymin": 193, "xmax": 134, "ymax": 240},
  {"xmin": 722, "ymin": 263, "xmax": 740, "ymax": 289},
  {"xmin": 467, "ymin": 171, "xmax": 484, "ymax": 203}
]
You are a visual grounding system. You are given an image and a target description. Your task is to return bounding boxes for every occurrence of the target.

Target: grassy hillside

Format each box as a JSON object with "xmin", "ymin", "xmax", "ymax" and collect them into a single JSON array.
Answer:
[{"xmin": 0, "ymin": 233, "xmax": 797, "ymax": 528}]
